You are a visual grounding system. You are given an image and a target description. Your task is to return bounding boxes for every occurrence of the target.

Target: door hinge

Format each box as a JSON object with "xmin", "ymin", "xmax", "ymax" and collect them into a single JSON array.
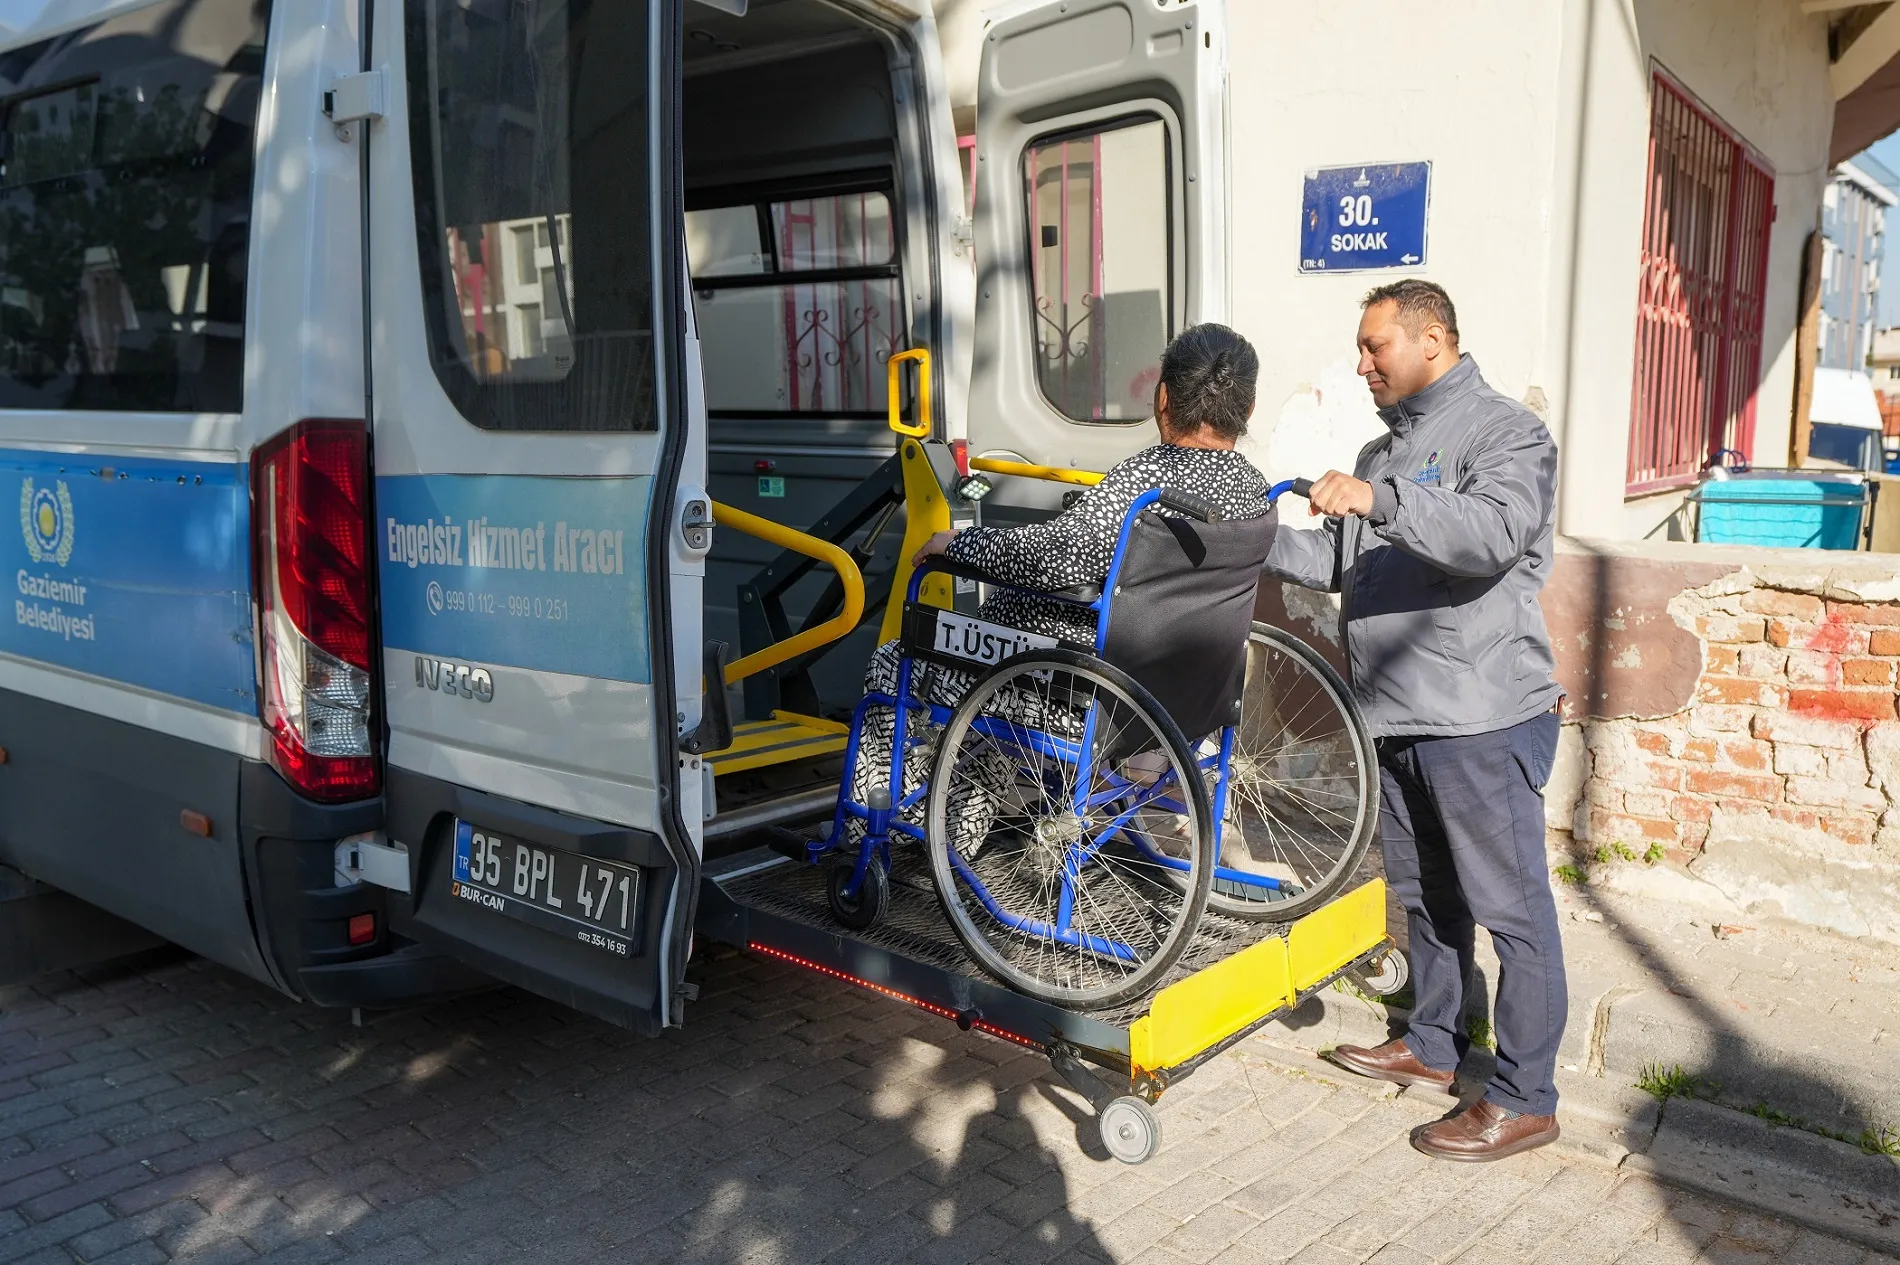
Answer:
[
  {"xmin": 950, "ymin": 215, "xmax": 974, "ymax": 257},
  {"xmin": 324, "ymin": 69, "xmax": 387, "ymax": 126}
]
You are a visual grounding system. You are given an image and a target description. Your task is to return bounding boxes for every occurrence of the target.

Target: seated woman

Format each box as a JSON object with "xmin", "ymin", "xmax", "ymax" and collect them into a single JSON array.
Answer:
[{"xmin": 847, "ymin": 322, "xmax": 1272, "ymax": 838}]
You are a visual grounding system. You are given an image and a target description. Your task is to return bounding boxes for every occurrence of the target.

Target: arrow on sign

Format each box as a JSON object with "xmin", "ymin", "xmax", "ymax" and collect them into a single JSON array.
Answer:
[{"xmin": 1400, "ymin": 254, "xmax": 1419, "ymax": 264}]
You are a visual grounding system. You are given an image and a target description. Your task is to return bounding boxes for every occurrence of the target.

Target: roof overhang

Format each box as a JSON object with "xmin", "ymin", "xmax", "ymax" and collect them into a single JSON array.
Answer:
[{"xmin": 1829, "ymin": 3, "xmax": 1900, "ymax": 163}]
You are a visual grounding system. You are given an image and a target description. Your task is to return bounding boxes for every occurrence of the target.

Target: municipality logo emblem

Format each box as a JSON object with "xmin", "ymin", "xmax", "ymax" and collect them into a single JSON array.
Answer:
[{"xmin": 19, "ymin": 477, "xmax": 75, "ymax": 566}]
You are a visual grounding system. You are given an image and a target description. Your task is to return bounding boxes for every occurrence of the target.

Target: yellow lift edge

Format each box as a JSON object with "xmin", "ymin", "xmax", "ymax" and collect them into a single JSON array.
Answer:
[{"xmin": 1130, "ymin": 878, "xmax": 1389, "ymax": 1076}]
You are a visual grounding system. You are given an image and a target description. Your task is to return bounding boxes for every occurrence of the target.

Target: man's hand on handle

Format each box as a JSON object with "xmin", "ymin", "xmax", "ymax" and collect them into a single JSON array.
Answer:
[{"xmin": 1306, "ymin": 471, "xmax": 1375, "ymax": 518}]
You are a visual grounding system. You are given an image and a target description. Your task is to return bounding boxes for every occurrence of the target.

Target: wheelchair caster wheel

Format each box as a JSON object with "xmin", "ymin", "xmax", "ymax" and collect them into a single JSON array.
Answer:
[
  {"xmin": 1352, "ymin": 948, "xmax": 1409, "ymax": 997},
  {"xmin": 1099, "ymin": 1096, "xmax": 1160, "ymax": 1164},
  {"xmin": 825, "ymin": 853, "xmax": 889, "ymax": 931}
]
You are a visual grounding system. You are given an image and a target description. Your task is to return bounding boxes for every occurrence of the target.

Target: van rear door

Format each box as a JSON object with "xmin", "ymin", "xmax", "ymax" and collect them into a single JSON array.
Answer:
[
  {"xmin": 364, "ymin": 0, "xmax": 700, "ymax": 1033},
  {"xmin": 965, "ymin": 0, "xmax": 1228, "ymax": 506}
]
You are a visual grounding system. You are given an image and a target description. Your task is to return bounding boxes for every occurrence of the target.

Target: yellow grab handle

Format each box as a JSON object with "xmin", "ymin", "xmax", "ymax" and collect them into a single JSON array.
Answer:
[
  {"xmin": 710, "ymin": 502, "xmax": 866, "ymax": 686},
  {"xmin": 968, "ymin": 456, "xmax": 1105, "ymax": 488},
  {"xmin": 887, "ymin": 348, "xmax": 932, "ymax": 438},
  {"xmin": 880, "ymin": 438, "xmax": 955, "ymax": 641}
]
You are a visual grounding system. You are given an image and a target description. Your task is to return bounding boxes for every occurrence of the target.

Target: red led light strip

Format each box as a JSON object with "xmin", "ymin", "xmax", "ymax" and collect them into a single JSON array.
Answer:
[{"xmin": 749, "ymin": 942, "xmax": 1043, "ymax": 1051}]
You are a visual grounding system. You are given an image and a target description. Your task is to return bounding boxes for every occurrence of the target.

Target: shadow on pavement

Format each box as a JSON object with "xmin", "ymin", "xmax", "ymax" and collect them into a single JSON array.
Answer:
[{"xmin": 0, "ymin": 942, "xmax": 1111, "ymax": 1264}]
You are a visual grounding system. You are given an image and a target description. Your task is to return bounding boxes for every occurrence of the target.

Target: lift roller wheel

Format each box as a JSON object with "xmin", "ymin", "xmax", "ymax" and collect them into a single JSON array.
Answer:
[
  {"xmin": 1351, "ymin": 947, "xmax": 1409, "ymax": 997},
  {"xmin": 1099, "ymin": 1096, "xmax": 1161, "ymax": 1165}
]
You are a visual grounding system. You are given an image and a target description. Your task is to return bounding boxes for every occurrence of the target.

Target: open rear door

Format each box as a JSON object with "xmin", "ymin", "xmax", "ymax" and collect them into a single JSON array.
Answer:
[
  {"xmin": 362, "ymin": 0, "xmax": 701, "ymax": 1033},
  {"xmin": 966, "ymin": 0, "xmax": 1228, "ymax": 508}
]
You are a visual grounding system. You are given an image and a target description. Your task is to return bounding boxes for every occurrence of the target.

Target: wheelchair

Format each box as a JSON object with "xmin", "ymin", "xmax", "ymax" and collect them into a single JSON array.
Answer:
[{"xmin": 800, "ymin": 479, "xmax": 1378, "ymax": 1010}]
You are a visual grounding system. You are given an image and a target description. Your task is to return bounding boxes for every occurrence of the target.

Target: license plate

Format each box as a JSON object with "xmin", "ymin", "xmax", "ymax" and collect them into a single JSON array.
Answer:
[
  {"xmin": 450, "ymin": 821, "xmax": 639, "ymax": 957},
  {"xmin": 915, "ymin": 608, "xmax": 1058, "ymax": 668}
]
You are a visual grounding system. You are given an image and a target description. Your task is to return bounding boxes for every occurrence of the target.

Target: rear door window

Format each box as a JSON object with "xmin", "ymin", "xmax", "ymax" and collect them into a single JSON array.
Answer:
[
  {"xmin": 1023, "ymin": 116, "xmax": 1171, "ymax": 424},
  {"xmin": 408, "ymin": 0, "xmax": 655, "ymax": 431}
]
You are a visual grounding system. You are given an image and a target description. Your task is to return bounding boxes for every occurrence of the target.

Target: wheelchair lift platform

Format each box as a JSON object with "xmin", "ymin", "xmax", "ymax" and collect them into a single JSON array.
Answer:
[
  {"xmin": 691, "ymin": 380, "xmax": 1395, "ymax": 1161},
  {"xmin": 696, "ymin": 844, "xmax": 1395, "ymax": 1163}
]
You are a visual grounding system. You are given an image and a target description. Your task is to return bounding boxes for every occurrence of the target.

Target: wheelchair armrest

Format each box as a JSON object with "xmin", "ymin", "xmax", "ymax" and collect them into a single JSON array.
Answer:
[{"xmin": 912, "ymin": 556, "xmax": 1100, "ymax": 605}]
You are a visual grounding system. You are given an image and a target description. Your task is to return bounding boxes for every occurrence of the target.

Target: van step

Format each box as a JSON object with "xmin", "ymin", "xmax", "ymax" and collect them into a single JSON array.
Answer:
[
  {"xmin": 704, "ymin": 785, "xmax": 838, "ymax": 842},
  {"xmin": 707, "ymin": 711, "xmax": 849, "ymax": 777}
]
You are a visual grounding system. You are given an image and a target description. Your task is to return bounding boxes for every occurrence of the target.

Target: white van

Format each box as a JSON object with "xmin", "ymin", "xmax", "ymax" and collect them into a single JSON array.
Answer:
[{"xmin": 0, "ymin": 0, "xmax": 1236, "ymax": 1033}]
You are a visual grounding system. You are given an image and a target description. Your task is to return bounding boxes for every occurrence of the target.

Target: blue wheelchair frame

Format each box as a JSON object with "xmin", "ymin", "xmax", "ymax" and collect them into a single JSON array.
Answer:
[{"xmin": 808, "ymin": 481, "xmax": 1306, "ymax": 961}]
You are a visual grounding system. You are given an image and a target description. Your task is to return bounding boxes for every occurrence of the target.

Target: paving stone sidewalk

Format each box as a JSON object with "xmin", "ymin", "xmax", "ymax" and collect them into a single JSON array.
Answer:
[
  {"xmin": 1, "ymin": 941, "xmax": 1892, "ymax": 1265},
  {"xmin": 1299, "ymin": 870, "xmax": 1900, "ymax": 1141}
]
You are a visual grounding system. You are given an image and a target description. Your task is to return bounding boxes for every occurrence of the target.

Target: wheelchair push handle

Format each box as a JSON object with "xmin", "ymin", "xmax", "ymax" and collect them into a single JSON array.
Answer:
[
  {"xmin": 1268, "ymin": 477, "xmax": 1314, "ymax": 505},
  {"xmin": 1156, "ymin": 488, "xmax": 1224, "ymax": 522}
]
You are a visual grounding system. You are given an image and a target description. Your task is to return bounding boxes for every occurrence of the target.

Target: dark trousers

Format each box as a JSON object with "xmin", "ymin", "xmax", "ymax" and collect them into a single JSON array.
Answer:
[{"xmin": 1378, "ymin": 712, "xmax": 1566, "ymax": 1116}]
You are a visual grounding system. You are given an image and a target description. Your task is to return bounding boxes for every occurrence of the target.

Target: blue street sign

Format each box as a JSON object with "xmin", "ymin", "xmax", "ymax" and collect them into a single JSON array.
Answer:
[{"xmin": 1298, "ymin": 162, "xmax": 1432, "ymax": 274}]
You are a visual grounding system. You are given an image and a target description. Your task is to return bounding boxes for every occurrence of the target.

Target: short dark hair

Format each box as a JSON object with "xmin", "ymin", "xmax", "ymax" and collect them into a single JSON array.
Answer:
[
  {"xmin": 1157, "ymin": 323, "xmax": 1258, "ymax": 440},
  {"xmin": 1362, "ymin": 279, "xmax": 1459, "ymax": 346}
]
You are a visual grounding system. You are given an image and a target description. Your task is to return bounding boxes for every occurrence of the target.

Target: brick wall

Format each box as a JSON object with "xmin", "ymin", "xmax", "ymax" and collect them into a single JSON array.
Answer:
[
  {"xmin": 1539, "ymin": 543, "xmax": 1900, "ymax": 943},
  {"xmin": 1575, "ymin": 587, "xmax": 1900, "ymax": 858}
]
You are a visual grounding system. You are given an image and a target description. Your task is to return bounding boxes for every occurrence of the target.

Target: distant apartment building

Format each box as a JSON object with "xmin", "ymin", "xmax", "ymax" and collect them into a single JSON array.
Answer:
[
  {"xmin": 1820, "ymin": 157, "xmax": 1896, "ymax": 372},
  {"xmin": 1870, "ymin": 327, "xmax": 1900, "ymax": 439}
]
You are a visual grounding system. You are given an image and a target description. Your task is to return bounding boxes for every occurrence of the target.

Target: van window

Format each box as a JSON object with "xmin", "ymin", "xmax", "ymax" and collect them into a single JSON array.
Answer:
[
  {"xmin": 687, "ymin": 188, "xmax": 902, "ymax": 416},
  {"xmin": 0, "ymin": 0, "xmax": 268, "ymax": 414},
  {"xmin": 408, "ymin": 0, "xmax": 655, "ymax": 432},
  {"xmin": 1024, "ymin": 116, "xmax": 1171, "ymax": 424}
]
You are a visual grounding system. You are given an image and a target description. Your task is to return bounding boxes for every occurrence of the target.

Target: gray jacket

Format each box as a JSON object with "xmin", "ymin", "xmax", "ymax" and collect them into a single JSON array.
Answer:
[{"xmin": 1263, "ymin": 355, "xmax": 1560, "ymax": 739}]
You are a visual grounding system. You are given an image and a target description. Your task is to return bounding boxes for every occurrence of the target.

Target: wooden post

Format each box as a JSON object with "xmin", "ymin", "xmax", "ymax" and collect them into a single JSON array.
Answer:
[{"xmin": 1791, "ymin": 227, "xmax": 1823, "ymax": 468}]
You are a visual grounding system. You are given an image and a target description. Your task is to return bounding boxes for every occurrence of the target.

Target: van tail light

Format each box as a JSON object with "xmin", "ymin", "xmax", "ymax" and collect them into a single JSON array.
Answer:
[{"xmin": 254, "ymin": 420, "xmax": 379, "ymax": 803}]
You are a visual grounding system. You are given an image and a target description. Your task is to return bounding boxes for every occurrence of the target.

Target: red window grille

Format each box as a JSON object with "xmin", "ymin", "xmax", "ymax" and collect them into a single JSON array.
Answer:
[{"xmin": 1627, "ymin": 73, "xmax": 1775, "ymax": 495}]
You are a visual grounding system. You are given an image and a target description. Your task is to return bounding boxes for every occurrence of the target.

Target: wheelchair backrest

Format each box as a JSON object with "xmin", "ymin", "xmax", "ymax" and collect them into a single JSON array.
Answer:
[{"xmin": 1099, "ymin": 505, "xmax": 1279, "ymax": 743}]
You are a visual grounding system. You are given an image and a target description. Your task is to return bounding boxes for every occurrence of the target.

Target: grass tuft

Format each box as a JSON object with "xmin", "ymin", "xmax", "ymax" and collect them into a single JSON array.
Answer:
[
  {"xmin": 1859, "ymin": 1125, "xmax": 1900, "ymax": 1157},
  {"xmin": 1637, "ymin": 1062, "xmax": 1716, "ymax": 1102}
]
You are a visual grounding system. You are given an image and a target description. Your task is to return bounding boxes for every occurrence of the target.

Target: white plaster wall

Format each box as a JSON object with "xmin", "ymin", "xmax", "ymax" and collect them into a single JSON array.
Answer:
[
  {"xmin": 1221, "ymin": 2, "xmax": 1570, "ymax": 490},
  {"xmin": 932, "ymin": 0, "xmax": 983, "ymax": 125}
]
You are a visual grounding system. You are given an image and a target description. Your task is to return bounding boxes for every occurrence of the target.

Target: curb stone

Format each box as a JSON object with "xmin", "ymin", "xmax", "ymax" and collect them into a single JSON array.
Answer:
[
  {"xmin": 1256, "ymin": 982, "xmax": 1900, "ymax": 1248},
  {"xmin": 1625, "ymin": 1096, "xmax": 1900, "ymax": 1254},
  {"xmin": 1598, "ymin": 986, "xmax": 1900, "ymax": 1139}
]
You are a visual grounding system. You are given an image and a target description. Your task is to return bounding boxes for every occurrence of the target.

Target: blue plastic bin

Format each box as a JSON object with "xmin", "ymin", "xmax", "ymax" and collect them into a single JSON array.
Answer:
[{"xmin": 1693, "ymin": 476, "xmax": 1867, "ymax": 550}]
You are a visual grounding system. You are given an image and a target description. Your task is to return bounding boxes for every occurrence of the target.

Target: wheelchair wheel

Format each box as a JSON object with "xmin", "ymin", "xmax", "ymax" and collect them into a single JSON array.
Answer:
[
  {"xmin": 1195, "ymin": 622, "xmax": 1378, "ymax": 921},
  {"xmin": 925, "ymin": 649, "xmax": 1213, "ymax": 1010},
  {"xmin": 825, "ymin": 851, "xmax": 889, "ymax": 931}
]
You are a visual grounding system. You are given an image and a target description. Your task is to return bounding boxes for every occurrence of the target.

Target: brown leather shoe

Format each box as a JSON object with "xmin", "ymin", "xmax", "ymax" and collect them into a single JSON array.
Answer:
[
  {"xmin": 1326, "ymin": 1038, "xmax": 1456, "ymax": 1094},
  {"xmin": 1411, "ymin": 1099, "xmax": 1559, "ymax": 1162}
]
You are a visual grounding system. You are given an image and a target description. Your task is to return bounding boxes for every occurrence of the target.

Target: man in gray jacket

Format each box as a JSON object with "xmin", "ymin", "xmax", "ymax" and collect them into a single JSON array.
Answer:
[{"xmin": 1264, "ymin": 280, "xmax": 1565, "ymax": 1162}]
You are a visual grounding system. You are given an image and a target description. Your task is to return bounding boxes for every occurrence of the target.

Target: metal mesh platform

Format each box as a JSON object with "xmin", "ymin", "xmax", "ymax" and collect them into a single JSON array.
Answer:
[{"xmin": 712, "ymin": 843, "xmax": 1297, "ymax": 1029}]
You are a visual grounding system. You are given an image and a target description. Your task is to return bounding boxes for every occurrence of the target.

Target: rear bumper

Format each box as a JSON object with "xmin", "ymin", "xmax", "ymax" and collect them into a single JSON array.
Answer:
[
  {"xmin": 240, "ymin": 759, "xmax": 499, "ymax": 1008},
  {"xmin": 296, "ymin": 940, "xmax": 494, "ymax": 1008}
]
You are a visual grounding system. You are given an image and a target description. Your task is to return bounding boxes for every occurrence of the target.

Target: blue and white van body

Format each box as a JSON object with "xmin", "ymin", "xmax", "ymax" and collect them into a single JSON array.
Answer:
[{"xmin": 0, "ymin": 0, "xmax": 1228, "ymax": 1032}]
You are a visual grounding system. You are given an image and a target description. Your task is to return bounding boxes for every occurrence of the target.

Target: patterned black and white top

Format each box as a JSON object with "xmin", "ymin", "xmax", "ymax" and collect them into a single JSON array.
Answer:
[{"xmin": 946, "ymin": 444, "xmax": 1272, "ymax": 646}]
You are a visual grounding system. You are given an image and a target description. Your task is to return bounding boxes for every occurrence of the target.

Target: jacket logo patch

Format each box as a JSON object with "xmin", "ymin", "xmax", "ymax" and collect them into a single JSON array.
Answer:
[{"xmin": 1415, "ymin": 449, "xmax": 1442, "ymax": 485}]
